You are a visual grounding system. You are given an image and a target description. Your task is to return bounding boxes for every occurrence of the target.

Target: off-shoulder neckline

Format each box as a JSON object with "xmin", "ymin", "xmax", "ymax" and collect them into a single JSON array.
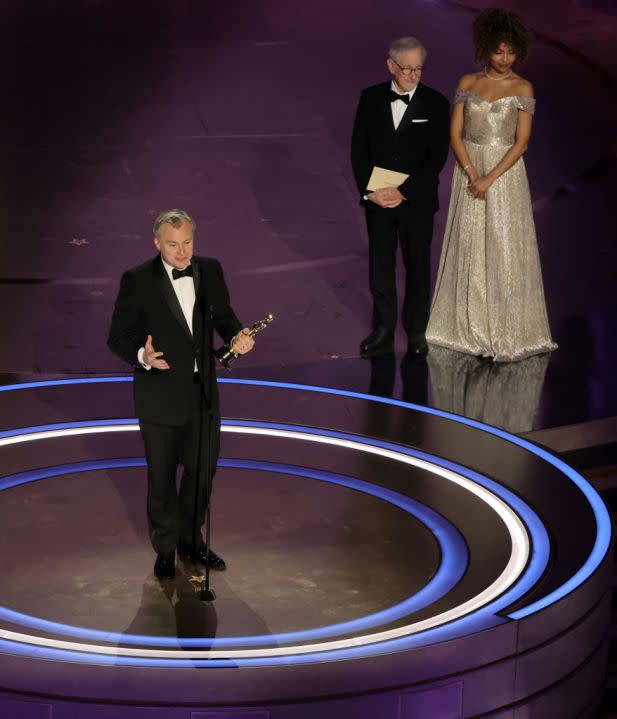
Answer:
[{"xmin": 459, "ymin": 89, "xmax": 534, "ymax": 105}]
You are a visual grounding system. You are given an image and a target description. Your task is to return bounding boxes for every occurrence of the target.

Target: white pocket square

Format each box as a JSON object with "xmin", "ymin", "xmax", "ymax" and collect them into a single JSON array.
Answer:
[{"xmin": 412, "ymin": 118, "xmax": 429, "ymax": 123}]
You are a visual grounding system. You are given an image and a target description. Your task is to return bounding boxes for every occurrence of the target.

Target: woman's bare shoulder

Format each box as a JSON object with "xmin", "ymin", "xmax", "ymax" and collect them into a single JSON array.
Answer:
[
  {"xmin": 457, "ymin": 72, "xmax": 482, "ymax": 90},
  {"xmin": 511, "ymin": 75, "xmax": 534, "ymax": 97}
]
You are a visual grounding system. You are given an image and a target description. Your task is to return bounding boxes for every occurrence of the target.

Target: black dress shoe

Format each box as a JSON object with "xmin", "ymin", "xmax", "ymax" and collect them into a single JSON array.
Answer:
[
  {"xmin": 407, "ymin": 335, "xmax": 428, "ymax": 356},
  {"xmin": 154, "ymin": 551, "xmax": 176, "ymax": 581},
  {"xmin": 177, "ymin": 543, "xmax": 227, "ymax": 571},
  {"xmin": 360, "ymin": 328, "xmax": 394, "ymax": 355}
]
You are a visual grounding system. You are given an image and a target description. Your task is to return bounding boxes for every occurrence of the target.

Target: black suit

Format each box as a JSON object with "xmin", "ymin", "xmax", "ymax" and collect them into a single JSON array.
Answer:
[
  {"xmin": 351, "ymin": 82, "xmax": 450, "ymax": 338},
  {"xmin": 107, "ymin": 254, "xmax": 241, "ymax": 552}
]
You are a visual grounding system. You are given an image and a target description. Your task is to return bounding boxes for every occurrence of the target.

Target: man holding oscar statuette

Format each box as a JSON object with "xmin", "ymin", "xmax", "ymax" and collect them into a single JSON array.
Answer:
[
  {"xmin": 108, "ymin": 209, "xmax": 254, "ymax": 582},
  {"xmin": 352, "ymin": 36, "xmax": 450, "ymax": 356}
]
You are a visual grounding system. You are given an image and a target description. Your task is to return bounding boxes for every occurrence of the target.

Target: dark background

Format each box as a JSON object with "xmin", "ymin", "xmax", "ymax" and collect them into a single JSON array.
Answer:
[{"xmin": 0, "ymin": 0, "xmax": 615, "ymax": 429}]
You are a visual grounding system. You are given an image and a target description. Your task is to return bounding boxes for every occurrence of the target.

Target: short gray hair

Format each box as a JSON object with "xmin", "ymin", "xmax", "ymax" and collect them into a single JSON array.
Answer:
[
  {"xmin": 153, "ymin": 209, "xmax": 196, "ymax": 237},
  {"xmin": 389, "ymin": 36, "xmax": 427, "ymax": 63}
]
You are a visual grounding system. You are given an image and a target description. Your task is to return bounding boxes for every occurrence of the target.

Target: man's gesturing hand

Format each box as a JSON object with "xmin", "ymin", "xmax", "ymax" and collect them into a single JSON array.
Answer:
[
  {"xmin": 144, "ymin": 335, "xmax": 170, "ymax": 370},
  {"xmin": 231, "ymin": 328, "xmax": 255, "ymax": 355}
]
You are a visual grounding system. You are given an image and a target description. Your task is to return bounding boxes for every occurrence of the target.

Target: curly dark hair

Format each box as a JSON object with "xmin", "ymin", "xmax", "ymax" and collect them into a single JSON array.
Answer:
[{"xmin": 472, "ymin": 7, "xmax": 531, "ymax": 64}]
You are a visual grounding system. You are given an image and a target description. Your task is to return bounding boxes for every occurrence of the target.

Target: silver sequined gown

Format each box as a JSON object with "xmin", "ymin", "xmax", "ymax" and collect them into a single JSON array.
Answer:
[{"xmin": 426, "ymin": 90, "xmax": 557, "ymax": 362}]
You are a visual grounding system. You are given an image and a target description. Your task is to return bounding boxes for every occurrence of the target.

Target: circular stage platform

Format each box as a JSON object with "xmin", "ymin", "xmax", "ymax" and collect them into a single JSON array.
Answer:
[{"xmin": 0, "ymin": 377, "xmax": 612, "ymax": 718}]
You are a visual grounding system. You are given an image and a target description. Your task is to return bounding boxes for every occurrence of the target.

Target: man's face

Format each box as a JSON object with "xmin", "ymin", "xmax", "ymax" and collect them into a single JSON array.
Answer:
[
  {"xmin": 386, "ymin": 48, "xmax": 424, "ymax": 92},
  {"xmin": 154, "ymin": 220, "xmax": 194, "ymax": 269}
]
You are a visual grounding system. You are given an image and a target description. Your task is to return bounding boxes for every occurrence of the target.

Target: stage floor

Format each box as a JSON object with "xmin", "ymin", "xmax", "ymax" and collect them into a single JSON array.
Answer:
[{"xmin": 0, "ymin": 376, "xmax": 611, "ymax": 718}]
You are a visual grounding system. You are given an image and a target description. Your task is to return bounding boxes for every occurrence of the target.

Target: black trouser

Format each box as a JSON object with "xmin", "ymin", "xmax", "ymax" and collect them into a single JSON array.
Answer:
[
  {"xmin": 368, "ymin": 352, "xmax": 428, "ymax": 405},
  {"xmin": 366, "ymin": 204, "xmax": 435, "ymax": 338},
  {"xmin": 139, "ymin": 376, "xmax": 220, "ymax": 554}
]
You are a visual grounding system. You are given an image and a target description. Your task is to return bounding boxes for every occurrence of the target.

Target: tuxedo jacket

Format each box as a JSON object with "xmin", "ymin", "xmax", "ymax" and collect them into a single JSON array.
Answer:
[
  {"xmin": 351, "ymin": 82, "xmax": 451, "ymax": 214},
  {"xmin": 107, "ymin": 254, "xmax": 241, "ymax": 426}
]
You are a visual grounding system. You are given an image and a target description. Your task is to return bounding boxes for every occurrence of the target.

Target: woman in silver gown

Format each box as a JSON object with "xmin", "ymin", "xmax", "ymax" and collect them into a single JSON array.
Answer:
[{"xmin": 426, "ymin": 8, "xmax": 556, "ymax": 362}]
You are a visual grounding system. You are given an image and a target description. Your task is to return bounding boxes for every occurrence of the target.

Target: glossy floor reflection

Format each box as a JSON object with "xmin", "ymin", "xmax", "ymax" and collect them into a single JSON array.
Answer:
[
  {"xmin": 427, "ymin": 347, "xmax": 550, "ymax": 434},
  {"xmin": 364, "ymin": 347, "xmax": 551, "ymax": 433},
  {"xmin": 233, "ymin": 329, "xmax": 616, "ymax": 434}
]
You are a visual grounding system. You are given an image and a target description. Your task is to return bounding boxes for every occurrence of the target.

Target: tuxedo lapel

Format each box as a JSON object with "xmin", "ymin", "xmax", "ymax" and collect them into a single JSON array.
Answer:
[
  {"xmin": 375, "ymin": 84, "xmax": 397, "ymax": 134},
  {"xmin": 191, "ymin": 258, "xmax": 201, "ymax": 297},
  {"xmin": 191, "ymin": 259, "xmax": 209, "ymax": 343},
  {"xmin": 155, "ymin": 255, "xmax": 193, "ymax": 339},
  {"xmin": 396, "ymin": 84, "xmax": 425, "ymax": 134}
]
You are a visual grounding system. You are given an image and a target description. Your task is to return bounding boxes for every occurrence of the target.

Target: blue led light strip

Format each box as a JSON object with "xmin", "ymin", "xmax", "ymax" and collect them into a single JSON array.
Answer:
[
  {"xmin": 1, "ymin": 375, "xmax": 603, "ymax": 618},
  {"xmin": 0, "ymin": 377, "xmax": 131, "ymax": 392},
  {"xmin": 0, "ymin": 416, "xmax": 542, "ymax": 665},
  {"xmin": 0, "ymin": 416, "xmax": 548, "ymax": 626},
  {"xmin": 219, "ymin": 379, "xmax": 612, "ymax": 619},
  {"xmin": 0, "ymin": 456, "xmax": 467, "ymax": 647},
  {"xmin": 0, "ymin": 375, "xmax": 608, "ymax": 667}
]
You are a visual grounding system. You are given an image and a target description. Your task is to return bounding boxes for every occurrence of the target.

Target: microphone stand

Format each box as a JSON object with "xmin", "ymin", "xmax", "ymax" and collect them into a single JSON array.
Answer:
[
  {"xmin": 195, "ymin": 310, "xmax": 272, "ymax": 601},
  {"xmin": 192, "ymin": 300, "xmax": 215, "ymax": 602},
  {"xmin": 200, "ymin": 405, "xmax": 216, "ymax": 603}
]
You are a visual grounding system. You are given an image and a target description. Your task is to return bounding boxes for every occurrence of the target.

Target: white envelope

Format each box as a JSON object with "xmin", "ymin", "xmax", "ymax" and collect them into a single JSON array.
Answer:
[{"xmin": 367, "ymin": 166, "xmax": 410, "ymax": 191}]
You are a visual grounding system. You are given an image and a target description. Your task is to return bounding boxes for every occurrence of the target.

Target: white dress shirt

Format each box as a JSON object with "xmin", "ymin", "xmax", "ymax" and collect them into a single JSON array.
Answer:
[
  {"xmin": 390, "ymin": 81, "xmax": 417, "ymax": 130},
  {"xmin": 162, "ymin": 258, "xmax": 196, "ymax": 333},
  {"xmin": 137, "ymin": 258, "xmax": 197, "ymax": 369}
]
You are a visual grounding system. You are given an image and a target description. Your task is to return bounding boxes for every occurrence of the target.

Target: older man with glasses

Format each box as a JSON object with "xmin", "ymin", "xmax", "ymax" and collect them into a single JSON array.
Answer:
[{"xmin": 352, "ymin": 36, "xmax": 450, "ymax": 357}]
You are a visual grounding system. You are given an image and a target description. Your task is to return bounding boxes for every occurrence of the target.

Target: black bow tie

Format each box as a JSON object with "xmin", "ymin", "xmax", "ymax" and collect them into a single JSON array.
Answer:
[
  {"xmin": 389, "ymin": 90, "xmax": 410, "ymax": 105},
  {"xmin": 172, "ymin": 265, "xmax": 193, "ymax": 280}
]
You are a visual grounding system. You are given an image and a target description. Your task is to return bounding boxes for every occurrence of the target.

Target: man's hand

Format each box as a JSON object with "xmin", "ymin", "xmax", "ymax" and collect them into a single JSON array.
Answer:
[
  {"xmin": 231, "ymin": 328, "xmax": 255, "ymax": 355},
  {"xmin": 144, "ymin": 335, "xmax": 170, "ymax": 370},
  {"xmin": 367, "ymin": 187, "xmax": 404, "ymax": 208}
]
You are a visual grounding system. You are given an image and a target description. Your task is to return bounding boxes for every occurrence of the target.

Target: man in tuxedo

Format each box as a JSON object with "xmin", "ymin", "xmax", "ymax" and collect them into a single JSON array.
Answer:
[
  {"xmin": 108, "ymin": 209, "xmax": 254, "ymax": 581},
  {"xmin": 352, "ymin": 36, "xmax": 450, "ymax": 356}
]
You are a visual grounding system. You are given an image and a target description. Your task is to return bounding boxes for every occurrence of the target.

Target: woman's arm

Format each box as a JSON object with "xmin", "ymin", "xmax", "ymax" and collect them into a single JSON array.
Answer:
[{"xmin": 450, "ymin": 75, "xmax": 479, "ymax": 184}]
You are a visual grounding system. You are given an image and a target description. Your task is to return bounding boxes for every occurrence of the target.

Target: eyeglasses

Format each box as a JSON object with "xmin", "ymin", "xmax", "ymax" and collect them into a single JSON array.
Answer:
[{"xmin": 391, "ymin": 60, "xmax": 424, "ymax": 75}]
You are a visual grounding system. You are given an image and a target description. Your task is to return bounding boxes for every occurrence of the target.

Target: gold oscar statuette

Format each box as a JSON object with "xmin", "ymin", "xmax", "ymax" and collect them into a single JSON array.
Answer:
[{"xmin": 215, "ymin": 314, "xmax": 274, "ymax": 367}]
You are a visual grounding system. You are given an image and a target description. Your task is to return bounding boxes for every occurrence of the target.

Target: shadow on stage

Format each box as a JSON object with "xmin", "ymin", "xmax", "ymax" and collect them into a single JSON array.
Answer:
[{"xmin": 121, "ymin": 565, "xmax": 277, "ymax": 664}]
